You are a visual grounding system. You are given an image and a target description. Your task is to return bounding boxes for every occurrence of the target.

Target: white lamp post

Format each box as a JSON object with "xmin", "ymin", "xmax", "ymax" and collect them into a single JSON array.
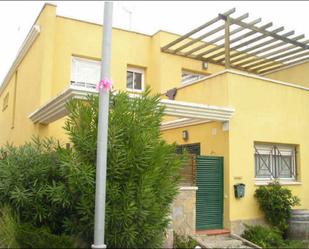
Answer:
[{"xmin": 92, "ymin": 2, "xmax": 113, "ymax": 249}]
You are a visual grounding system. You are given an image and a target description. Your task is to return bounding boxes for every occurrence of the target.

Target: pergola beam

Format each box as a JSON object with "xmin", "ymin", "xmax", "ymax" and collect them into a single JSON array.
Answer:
[
  {"xmin": 225, "ymin": 16, "xmax": 309, "ymax": 50},
  {"xmin": 183, "ymin": 18, "xmax": 262, "ymax": 56},
  {"xmin": 161, "ymin": 8, "xmax": 309, "ymax": 75},
  {"xmin": 259, "ymin": 58, "xmax": 309, "ymax": 74},
  {"xmin": 245, "ymin": 48, "xmax": 308, "ymax": 70},
  {"xmin": 232, "ymin": 32, "xmax": 302, "ymax": 66},
  {"xmin": 173, "ymin": 13, "xmax": 248, "ymax": 53},
  {"xmin": 161, "ymin": 8, "xmax": 235, "ymax": 51},
  {"xmin": 224, "ymin": 17, "xmax": 231, "ymax": 68},
  {"xmin": 163, "ymin": 47, "xmax": 262, "ymax": 75},
  {"xmin": 163, "ymin": 48, "xmax": 226, "ymax": 66},
  {"xmin": 238, "ymin": 38, "xmax": 309, "ymax": 68},
  {"xmin": 212, "ymin": 26, "xmax": 285, "ymax": 62},
  {"xmin": 253, "ymin": 51, "xmax": 309, "ymax": 72},
  {"xmin": 196, "ymin": 22, "xmax": 273, "ymax": 59}
]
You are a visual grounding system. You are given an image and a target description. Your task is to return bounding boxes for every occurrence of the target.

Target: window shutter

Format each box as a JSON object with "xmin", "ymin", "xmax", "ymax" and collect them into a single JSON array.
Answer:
[{"xmin": 71, "ymin": 57, "xmax": 101, "ymax": 87}]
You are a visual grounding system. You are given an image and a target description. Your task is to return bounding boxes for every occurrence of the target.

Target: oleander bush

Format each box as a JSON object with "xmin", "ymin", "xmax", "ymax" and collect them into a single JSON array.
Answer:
[
  {"xmin": 0, "ymin": 205, "xmax": 19, "ymax": 248},
  {"xmin": 64, "ymin": 89, "xmax": 183, "ymax": 247},
  {"xmin": 0, "ymin": 205, "xmax": 74, "ymax": 248},
  {"xmin": 16, "ymin": 223, "xmax": 74, "ymax": 248},
  {"xmin": 0, "ymin": 138, "xmax": 77, "ymax": 248},
  {"xmin": 0, "ymin": 137, "xmax": 71, "ymax": 234},
  {"xmin": 0, "ymin": 89, "xmax": 183, "ymax": 248}
]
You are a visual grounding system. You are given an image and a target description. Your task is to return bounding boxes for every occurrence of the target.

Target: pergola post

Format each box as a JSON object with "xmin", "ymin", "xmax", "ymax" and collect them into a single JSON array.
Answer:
[{"xmin": 224, "ymin": 16, "xmax": 231, "ymax": 69}]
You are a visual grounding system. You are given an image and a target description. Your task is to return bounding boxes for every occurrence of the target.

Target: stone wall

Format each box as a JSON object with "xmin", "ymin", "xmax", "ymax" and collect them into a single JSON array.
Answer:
[
  {"xmin": 172, "ymin": 186, "xmax": 198, "ymax": 235},
  {"xmin": 163, "ymin": 186, "xmax": 197, "ymax": 248},
  {"xmin": 170, "ymin": 186, "xmax": 265, "ymax": 237},
  {"xmin": 230, "ymin": 218, "xmax": 267, "ymax": 235}
]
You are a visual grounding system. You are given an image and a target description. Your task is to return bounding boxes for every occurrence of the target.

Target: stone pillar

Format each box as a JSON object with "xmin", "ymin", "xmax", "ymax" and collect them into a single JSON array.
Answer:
[
  {"xmin": 172, "ymin": 186, "xmax": 198, "ymax": 236},
  {"xmin": 163, "ymin": 214, "xmax": 174, "ymax": 249}
]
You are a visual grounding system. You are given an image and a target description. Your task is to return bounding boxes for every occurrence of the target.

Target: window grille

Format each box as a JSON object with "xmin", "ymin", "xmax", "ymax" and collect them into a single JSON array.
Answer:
[{"xmin": 254, "ymin": 143, "xmax": 296, "ymax": 180}]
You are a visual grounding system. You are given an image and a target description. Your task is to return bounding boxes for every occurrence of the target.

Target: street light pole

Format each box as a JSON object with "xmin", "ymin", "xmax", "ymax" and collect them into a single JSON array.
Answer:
[{"xmin": 92, "ymin": 2, "xmax": 113, "ymax": 249}]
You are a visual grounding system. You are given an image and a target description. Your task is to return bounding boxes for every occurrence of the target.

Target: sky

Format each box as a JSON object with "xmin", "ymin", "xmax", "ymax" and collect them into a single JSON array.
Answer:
[{"xmin": 0, "ymin": 1, "xmax": 308, "ymax": 85}]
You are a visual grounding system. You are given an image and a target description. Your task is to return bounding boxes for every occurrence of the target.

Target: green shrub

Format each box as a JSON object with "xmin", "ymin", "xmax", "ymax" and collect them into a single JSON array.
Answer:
[
  {"xmin": 0, "ymin": 206, "xmax": 19, "ymax": 248},
  {"xmin": 254, "ymin": 181, "xmax": 300, "ymax": 232},
  {"xmin": 0, "ymin": 138, "xmax": 71, "ymax": 234},
  {"xmin": 16, "ymin": 223, "xmax": 74, "ymax": 248},
  {"xmin": 173, "ymin": 232, "xmax": 198, "ymax": 249},
  {"xmin": 242, "ymin": 225, "xmax": 309, "ymax": 249},
  {"xmin": 64, "ymin": 89, "xmax": 183, "ymax": 248},
  {"xmin": 283, "ymin": 239, "xmax": 309, "ymax": 249},
  {"xmin": 0, "ymin": 206, "xmax": 74, "ymax": 248},
  {"xmin": 0, "ymin": 89, "xmax": 183, "ymax": 248},
  {"xmin": 242, "ymin": 225, "xmax": 284, "ymax": 248}
]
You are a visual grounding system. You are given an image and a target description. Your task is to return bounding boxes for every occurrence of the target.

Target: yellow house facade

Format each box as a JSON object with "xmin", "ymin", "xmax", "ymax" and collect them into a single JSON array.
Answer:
[{"xmin": 1, "ymin": 3, "xmax": 309, "ymax": 235}]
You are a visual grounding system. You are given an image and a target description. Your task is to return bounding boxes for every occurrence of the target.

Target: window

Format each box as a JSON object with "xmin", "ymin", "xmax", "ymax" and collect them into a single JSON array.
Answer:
[
  {"xmin": 126, "ymin": 67, "xmax": 144, "ymax": 92},
  {"xmin": 71, "ymin": 57, "xmax": 101, "ymax": 90},
  {"xmin": 181, "ymin": 70, "xmax": 206, "ymax": 84},
  {"xmin": 254, "ymin": 143, "xmax": 296, "ymax": 180},
  {"xmin": 2, "ymin": 93, "xmax": 9, "ymax": 111},
  {"xmin": 176, "ymin": 143, "xmax": 200, "ymax": 155}
]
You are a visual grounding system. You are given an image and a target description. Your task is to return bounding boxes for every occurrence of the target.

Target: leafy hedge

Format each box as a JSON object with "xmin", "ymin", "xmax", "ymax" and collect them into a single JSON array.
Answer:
[
  {"xmin": 64, "ymin": 90, "xmax": 183, "ymax": 247},
  {"xmin": 0, "ymin": 89, "xmax": 183, "ymax": 248},
  {"xmin": 0, "ymin": 138, "xmax": 70, "ymax": 234},
  {"xmin": 0, "ymin": 206, "xmax": 74, "ymax": 248}
]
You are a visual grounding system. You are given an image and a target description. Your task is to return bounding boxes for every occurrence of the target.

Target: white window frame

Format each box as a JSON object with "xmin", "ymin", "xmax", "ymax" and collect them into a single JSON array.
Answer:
[
  {"xmin": 70, "ymin": 56, "xmax": 101, "ymax": 91},
  {"xmin": 126, "ymin": 67, "xmax": 144, "ymax": 92},
  {"xmin": 254, "ymin": 143, "xmax": 297, "ymax": 183},
  {"xmin": 181, "ymin": 70, "xmax": 207, "ymax": 84}
]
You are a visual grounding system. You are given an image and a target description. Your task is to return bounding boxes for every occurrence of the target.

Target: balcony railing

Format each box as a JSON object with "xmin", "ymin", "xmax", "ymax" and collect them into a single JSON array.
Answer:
[{"xmin": 70, "ymin": 81, "xmax": 97, "ymax": 91}]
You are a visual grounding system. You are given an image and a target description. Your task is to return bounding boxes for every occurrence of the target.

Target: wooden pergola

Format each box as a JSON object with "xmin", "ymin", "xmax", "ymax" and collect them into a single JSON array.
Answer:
[{"xmin": 161, "ymin": 8, "xmax": 309, "ymax": 74}]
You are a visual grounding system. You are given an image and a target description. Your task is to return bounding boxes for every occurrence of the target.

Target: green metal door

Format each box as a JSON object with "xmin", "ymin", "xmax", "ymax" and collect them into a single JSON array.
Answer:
[{"xmin": 196, "ymin": 156, "xmax": 223, "ymax": 230}]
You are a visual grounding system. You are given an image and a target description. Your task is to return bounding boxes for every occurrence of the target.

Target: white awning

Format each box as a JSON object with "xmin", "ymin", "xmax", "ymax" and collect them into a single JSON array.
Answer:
[{"xmin": 29, "ymin": 87, "xmax": 235, "ymax": 127}]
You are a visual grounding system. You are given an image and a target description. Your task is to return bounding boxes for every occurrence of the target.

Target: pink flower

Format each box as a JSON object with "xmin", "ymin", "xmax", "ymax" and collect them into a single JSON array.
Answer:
[{"xmin": 96, "ymin": 79, "xmax": 112, "ymax": 92}]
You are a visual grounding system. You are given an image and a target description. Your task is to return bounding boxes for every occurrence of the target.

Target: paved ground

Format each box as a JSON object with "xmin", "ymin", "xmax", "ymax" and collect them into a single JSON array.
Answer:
[{"xmin": 194, "ymin": 234, "xmax": 255, "ymax": 248}]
